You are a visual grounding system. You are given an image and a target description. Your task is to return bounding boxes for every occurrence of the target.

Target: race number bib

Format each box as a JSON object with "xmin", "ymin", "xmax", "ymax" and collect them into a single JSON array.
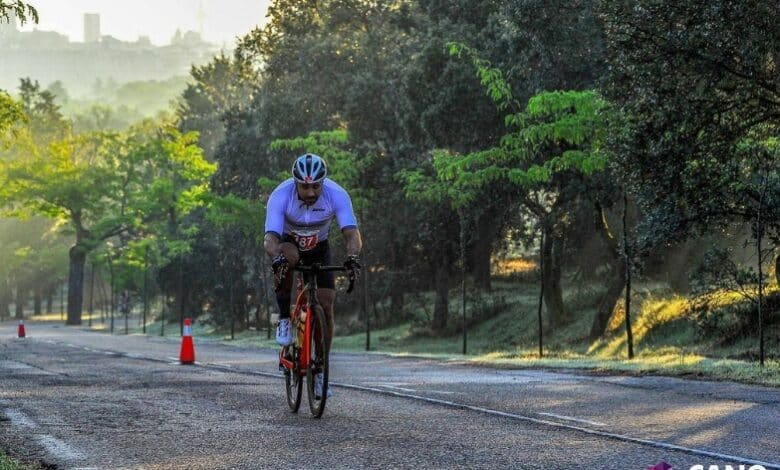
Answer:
[{"xmin": 292, "ymin": 231, "xmax": 318, "ymax": 251}]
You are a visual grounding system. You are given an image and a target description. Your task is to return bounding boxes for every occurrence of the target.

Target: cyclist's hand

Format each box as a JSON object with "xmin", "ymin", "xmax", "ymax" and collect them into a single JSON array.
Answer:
[
  {"xmin": 343, "ymin": 255, "xmax": 362, "ymax": 281},
  {"xmin": 271, "ymin": 253, "xmax": 289, "ymax": 286}
]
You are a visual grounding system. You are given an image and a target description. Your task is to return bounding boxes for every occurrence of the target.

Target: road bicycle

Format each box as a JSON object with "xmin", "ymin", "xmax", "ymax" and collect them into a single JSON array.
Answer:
[{"xmin": 279, "ymin": 262, "xmax": 354, "ymax": 418}]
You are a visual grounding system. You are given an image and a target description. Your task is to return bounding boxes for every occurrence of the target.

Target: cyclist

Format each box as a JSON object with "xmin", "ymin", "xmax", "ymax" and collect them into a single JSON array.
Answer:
[{"xmin": 264, "ymin": 153, "xmax": 362, "ymax": 397}]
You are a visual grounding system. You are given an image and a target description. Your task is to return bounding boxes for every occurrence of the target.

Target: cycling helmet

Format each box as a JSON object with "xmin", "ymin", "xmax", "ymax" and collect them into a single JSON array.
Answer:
[{"xmin": 292, "ymin": 153, "xmax": 328, "ymax": 184}]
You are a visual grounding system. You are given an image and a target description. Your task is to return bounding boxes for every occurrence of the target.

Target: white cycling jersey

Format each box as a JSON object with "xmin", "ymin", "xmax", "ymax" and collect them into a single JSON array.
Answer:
[{"xmin": 264, "ymin": 178, "xmax": 358, "ymax": 251}]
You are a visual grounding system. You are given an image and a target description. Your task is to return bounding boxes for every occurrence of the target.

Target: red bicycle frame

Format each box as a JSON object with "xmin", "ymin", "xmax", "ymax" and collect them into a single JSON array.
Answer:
[{"xmin": 278, "ymin": 278, "xmax": 313, "ymax": 373}]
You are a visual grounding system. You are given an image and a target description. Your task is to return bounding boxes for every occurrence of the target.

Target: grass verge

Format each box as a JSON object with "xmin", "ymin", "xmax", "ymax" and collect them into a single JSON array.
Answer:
[
  {"xmin": 0, "ymin": 450, "xmax": 41, "ymax": 470},
  {"xmin": 27, "ymin": 279, "xmax": 780, "ymax": 387}
]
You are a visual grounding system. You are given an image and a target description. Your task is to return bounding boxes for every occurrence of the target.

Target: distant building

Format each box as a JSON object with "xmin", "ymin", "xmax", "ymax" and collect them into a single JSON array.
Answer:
[
  {"xmin": 170, "ymin": 29, "xmax": 204, "ymax": 47},
  {"xmin": 84, "ymin": 13, "xmax": 100, "ymax": 43},
  {"xmin": 0, "ymin": 20, "xmax": 220, "ymax": 95},
  {"xmin": 135, "ymin": 35, "xmax": 152, "ymax": 48},
  {"xmin": 99, "ymin": 34, "xmax": 122, "ymax": 46},
  {"xmin": 21, "ymin": 29, "xmax": 70, "ymax": 49}
]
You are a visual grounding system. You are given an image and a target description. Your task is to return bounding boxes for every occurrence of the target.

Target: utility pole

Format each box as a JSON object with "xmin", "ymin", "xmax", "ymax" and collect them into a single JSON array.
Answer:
[
  {"xmin": 143, "ymin": 247, "xmax": 149, "ymax": 334},
  {"xmin": 460, "ymin": 210, "xmax": 467, "ymax": 355},
  {"xmin": 623, "ymin": 189, "xmax": 634, "ymax": 360},
  {"xmin": 88, "ymin": 262, "xmax": 94, "ymax": 327},
  {"xmin": 60, "ymin": 279, "xmax": 64, "ymax": 321},
  {"xmin": 537, "ymin": 228, "xmax": 545, "ymax": 358}
]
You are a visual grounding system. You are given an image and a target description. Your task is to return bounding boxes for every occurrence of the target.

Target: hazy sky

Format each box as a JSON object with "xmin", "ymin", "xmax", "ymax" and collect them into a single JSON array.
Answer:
[{"xmin": 18, "ymin": 0, "xmax": 271, "ymax": 46}]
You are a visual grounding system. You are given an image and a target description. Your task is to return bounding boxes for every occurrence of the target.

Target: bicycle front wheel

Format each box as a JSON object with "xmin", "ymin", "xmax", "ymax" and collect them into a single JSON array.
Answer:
[
  {"xmin": 306, "ymin": 305, "xmax": 329, "ymax": 418},
  {"xmin": 284, "ymin": 347, "xmax": 302, "ymax": 412}
]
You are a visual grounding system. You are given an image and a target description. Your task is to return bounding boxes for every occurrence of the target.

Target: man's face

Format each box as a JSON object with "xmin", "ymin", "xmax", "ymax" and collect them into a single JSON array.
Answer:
[{"xmin": 296, "ymin": 181, "xmax": 323, "ymax": 205}]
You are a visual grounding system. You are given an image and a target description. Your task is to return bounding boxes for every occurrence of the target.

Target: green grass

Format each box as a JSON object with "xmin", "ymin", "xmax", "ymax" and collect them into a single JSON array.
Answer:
[
  {"xmin": 0, "ymin": 450, "xmax": 40, "ymax": 470},
  {"xmin": 51, "ymin": 277, "xmax": 779, "ymax": 387},
  {"xmin": 329, "ymin": 279, "xmax": 780, "ymax": 386}
]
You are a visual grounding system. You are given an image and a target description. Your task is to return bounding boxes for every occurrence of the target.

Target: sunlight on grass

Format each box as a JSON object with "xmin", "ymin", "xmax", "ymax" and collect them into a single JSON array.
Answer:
[
  {"xmin": 36, "ymin": 277, "xmax": 771, "ymax": 387},
  {"xmin": 27, "ymin": 312, "xmax": 66, "ymax": 321},
  {"xmin": 494, "ymin": 257, "xmax": 537, "ymax": 275},
  {"xmin": 589, "ymin": 295, "xmax": 689, "ymax": 357}
]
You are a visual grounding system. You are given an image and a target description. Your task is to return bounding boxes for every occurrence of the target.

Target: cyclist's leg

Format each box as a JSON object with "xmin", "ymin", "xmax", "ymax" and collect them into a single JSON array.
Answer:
[
  {"xmin": 299, "ymin": 240, "xmax": 335, "ymax": 351},
  {"xmin": 317, "ymin": 288, "xmax": 335, "ymax": 351},
  {"xmin": 275, "ymin": 239, "xmax": 300, "ymax": 320}
]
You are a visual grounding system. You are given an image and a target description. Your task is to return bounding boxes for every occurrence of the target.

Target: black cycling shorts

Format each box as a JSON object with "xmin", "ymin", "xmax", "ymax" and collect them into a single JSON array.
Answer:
[{"xmin": 281, "ymin": 234, "xmax": 335, "ymax": 290}]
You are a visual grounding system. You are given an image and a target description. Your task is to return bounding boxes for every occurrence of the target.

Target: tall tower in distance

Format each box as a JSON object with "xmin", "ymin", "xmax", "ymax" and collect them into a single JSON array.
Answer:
[
  {"xmin": 197, "ymin": 1, "xmax": 206, "ymax": 38},
  {"xmin": 84, "ymin": 13, "xmax": 100, "ymax": 43}
]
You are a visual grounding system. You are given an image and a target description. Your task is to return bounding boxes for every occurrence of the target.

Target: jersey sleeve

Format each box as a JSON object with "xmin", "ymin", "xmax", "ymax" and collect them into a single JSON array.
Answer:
[
  {"xmin": 264, "ymin": 187, "xmax": 286, "ymax": 238},
  {"xmin": 334, "ymin": 187, "xmax": 358, "ymax": 231}
]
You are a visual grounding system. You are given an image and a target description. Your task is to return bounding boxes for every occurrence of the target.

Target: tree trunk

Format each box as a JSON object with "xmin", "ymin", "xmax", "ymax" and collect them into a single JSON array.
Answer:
[
  {"xmin": 46, "ymin": 288, "xmax": 53, "ymax": 313},
  {"xmin": 541, "ymin": 227, "xmax": 567, "ymax": 328},
  {"xmin": 470, "ymin": 217, "xmax": 492, "ymax": 291},
  {"xmin": 33, "ymin": 285, "xmax": 42, "ymax": 316},
  {"xmin": 67, "ymin": 244, "xmax": 87, "ymax": 325},
  {"xmin": 775, "ymin": 252, "xmax": 779, "ymax": 287},
  {"xmin": 589, "ymin": 203, "xmax": 626, "ymax": 339},
  {"xmin": 589, "ymin": 262, "xmax": 626, "ymax": 339},
  {"xmin": 390, "ymin": 242, "xmax": 405, "ymax": 318},
  {"xmin": 14, "ymin": 287, "xmax": 26, "ymax": 319},
  {"xmin": 432, "ymin": 253, "xmax": 449, "ymax": 332},
  {"xmin": 0, "ymin": 280, "xmax": 10, "ymax": 320},
  {"xmin": 177, "ymin": 261, "xmax": 184, "ymax": 335}
]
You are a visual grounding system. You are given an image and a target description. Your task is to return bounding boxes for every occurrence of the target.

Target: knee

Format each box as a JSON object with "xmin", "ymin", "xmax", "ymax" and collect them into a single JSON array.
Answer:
[
  {"xmin": 281, "ymin": 243, "xmax": 300, "ymax": 265},
  {"xmin": 275, "ymin": 289, "xmax": 291, "ymax": 300},
  {"xmin": 319, "ymin": 292, "xmax": 336, "ymax": 315}
]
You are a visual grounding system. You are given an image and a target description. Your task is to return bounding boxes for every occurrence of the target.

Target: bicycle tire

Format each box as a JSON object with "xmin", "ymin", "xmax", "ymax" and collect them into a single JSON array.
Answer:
[
  {"xmin": 306, "ymin": 305, "xmax": 329, "ymax": 418},
  {"xmin": 284, "ymin": 347, "xmax": 302, "ymax": 412}
]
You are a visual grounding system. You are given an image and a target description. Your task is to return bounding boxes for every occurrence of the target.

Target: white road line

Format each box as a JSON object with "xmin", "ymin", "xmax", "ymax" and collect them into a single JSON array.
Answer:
[
  {"xmin": 4, "ymin": 408, "xmax": 36, "ymax": 428},
  {"xmin": 36, "ymin": 435, "xmax": 84, "ymax": 461},
  {"xmin": 536, "ymin": 412, "xmax": 606, "ymax": 427},
  {"xmin": 4, "ymin": 409, "xmax": 86, "ymax": 462},
  {"xmin": 332, "ymin": 382, "xmax": 780, "ymax": 470},
  {"xmin": 0, "ymin": 360, "xmax": 34, "ymax": 370},
  {"xmin": 377, "ymin": 384, "xmax": 455, "ymax": 395},
  {"xmin": 41, "ymin": 338, "xmax": 780, "ymax": 469}
]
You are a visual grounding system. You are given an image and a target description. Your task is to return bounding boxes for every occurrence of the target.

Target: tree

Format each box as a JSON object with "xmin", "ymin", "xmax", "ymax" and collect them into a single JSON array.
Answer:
[
  {"xmin": 128, "ymin": 127, "xmax": 216, "ymax": 330},
  {"xmin": 438, "ymin": 44, "xmax": 612, "ymax": 329},
  {"xmin": 0, "ymin": 132, "xmax": 131, "ymax": 324},
  {"xmin": 0, "ymin": 123, "xmax": 214, "ymax": 325},
  {"xmin": 602, "ymin": 0, "xmax": 780, "ymax": 363},
  {"xmin": 601, "ymin": 0, "xmax": 780, "ymax": 264},
  {"xmin": 178, "ymin": 54, "xmax": 256, "ymax": 161},
  {"xmin": 0, "ymin": 91, "xmax": 25, "ymax": 138},
  {"xmin": 0, "ymin": 0, "xmax": 38, "ymax": 25},
  {"xmin": 45, "ymin": 81, "xmax": 69, "ymax": 105}
]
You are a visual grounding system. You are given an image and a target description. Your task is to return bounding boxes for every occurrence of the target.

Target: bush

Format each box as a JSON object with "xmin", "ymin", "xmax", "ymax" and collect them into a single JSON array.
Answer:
[
  {"xmin": 687, "ymin": 247, "xmax": 779, "ymax": 343},
  {"xmin": 688, "ymin": 291, "xmax": 780, "ymax": 344}
]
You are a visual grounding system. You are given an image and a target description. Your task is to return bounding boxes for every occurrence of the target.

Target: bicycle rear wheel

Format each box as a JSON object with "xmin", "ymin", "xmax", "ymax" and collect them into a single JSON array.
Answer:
[
  {"xmin": 306, "ymin": 305, "xmax": 329, "ymax": 418},
  {"xmin": 284, "ymin": 346, "xmax": 302, "ymax": 412}
]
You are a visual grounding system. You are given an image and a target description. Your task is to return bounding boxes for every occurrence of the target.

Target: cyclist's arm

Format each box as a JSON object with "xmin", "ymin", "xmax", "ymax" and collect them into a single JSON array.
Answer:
[
  {"xmin": 332, "ymin": 185, "xmax": 360, "ymax": 257},
  {"xmin": 343, "ymin": 227, "xmax": 362, "ymax": 257},
  {"xmin": 264, "ymin": 232, "xmax": 283, "ymax": 258},
  {"xmin": 264, "ymin": 186, "xmax": 286, "ymax": 258}
]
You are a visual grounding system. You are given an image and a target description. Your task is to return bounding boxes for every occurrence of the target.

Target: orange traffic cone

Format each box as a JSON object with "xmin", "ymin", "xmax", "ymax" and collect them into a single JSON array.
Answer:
[
  {"xmin": 17, "ymin": 320, "xmax": 26, "ymax": 338},
  {"xmin": 179, "ymin": 318, "xmax": 195, "ymax": 364}
]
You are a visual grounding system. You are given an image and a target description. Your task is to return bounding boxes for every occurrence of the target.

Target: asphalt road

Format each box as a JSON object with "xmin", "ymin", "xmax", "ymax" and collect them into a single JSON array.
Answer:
[{"xmin": 1, "ymin": 319, "xmax": 778, "ymax": 470}]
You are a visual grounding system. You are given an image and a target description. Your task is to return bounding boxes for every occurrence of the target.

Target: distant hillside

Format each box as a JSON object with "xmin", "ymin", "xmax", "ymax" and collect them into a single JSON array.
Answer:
[
  {"xmin": 50, "ymin": 76, "xmax": 192, "ymax": 131},
  {"xmin": 0, "ymin": 28, "xmax": 220, "ymax": 97}
]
